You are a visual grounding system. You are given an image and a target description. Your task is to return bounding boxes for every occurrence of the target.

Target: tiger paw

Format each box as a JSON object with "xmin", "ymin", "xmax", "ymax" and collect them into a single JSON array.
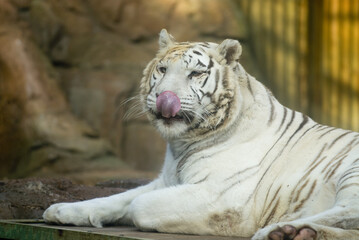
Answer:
[
  {"xmin": 268, "ymin": 225, "xmax": 316, "ymax": 240},
  {"xmin": 43, "ymin": 202, "xmax": 104, "ymax": 227}
]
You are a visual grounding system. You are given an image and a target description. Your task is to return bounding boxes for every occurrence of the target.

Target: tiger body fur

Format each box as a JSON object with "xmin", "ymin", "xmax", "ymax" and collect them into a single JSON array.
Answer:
[{"xmin": 43, "ymin": 30, "xmax": 359, "ymax": 240}]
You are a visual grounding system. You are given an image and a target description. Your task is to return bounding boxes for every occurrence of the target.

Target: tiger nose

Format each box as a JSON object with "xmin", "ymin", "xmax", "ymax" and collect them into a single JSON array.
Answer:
[{"xmin": 156, "ymin": 91, "xmax": 181, "ymax": 118}]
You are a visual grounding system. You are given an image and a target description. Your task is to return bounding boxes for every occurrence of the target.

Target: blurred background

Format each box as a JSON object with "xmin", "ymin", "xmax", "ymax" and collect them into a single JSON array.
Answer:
[{"xmin": 0, "ymin": 0, "xmax": 358, "ymax": 184}]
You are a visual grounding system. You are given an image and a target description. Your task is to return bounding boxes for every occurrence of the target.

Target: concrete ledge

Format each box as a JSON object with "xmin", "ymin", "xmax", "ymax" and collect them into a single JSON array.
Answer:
[{"xmin": 0, "ymin": 219, "xmax": 250, "ymax": 240}]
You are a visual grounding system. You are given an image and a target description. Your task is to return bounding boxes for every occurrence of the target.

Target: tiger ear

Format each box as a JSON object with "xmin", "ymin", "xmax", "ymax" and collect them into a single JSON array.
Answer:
[
  {"xmin": 159, "ymin": 29, "xmax": 175, "ymax": 50},
  {"xmin": 217, "ymin": 39, "xmax": 242, "ymax": 65}
]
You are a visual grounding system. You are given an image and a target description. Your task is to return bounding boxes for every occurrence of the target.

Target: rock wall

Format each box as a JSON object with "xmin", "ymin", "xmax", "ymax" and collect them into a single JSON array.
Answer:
[
  {"xmin": 0, "ymin": 0, "xmax": 247, "ymax": 177},
  {"xmin": 0, "ymin": 0, "xmax": 129, "ymax": 180}
]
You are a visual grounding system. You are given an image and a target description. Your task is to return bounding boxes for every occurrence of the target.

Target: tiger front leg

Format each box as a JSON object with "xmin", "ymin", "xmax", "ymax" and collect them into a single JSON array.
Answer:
[
  {"xmin": 128, "ymin": 184, "xmax": 217, "ymax": 235},
  {"xmin": 43, "ymin": 179, "xmax": 163, "ymax": 227}
]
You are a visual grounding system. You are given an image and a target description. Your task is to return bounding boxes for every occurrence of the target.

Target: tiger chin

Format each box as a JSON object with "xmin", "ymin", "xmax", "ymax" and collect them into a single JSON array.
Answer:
[{"xmin": 43, "ymin": 29, "xmax": 359, "ymax": 240}]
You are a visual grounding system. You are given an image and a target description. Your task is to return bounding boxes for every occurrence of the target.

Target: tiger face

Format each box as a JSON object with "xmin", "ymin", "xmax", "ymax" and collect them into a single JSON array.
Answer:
[{"xmin": 140, "ymin": 29, "xmax": 243, "ymax": 140}]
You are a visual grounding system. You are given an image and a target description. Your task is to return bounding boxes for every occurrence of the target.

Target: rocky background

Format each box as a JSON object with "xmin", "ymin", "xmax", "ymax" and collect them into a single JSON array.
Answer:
[{"xmin": 0, "ymin": 0, "xmax": 256, "ymax": 184}]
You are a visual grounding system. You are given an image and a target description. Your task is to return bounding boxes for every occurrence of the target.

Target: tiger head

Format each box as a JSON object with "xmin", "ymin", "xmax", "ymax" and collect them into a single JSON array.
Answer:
[{"xmin": 140, "ymin": 29, "xmax": 245, "ymax": 141}]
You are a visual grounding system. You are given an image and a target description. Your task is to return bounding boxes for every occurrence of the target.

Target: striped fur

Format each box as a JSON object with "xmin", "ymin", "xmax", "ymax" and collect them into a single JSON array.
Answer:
[{"xmin": 43, "ymin": 30, "xmax": 359, "ymax": 240}]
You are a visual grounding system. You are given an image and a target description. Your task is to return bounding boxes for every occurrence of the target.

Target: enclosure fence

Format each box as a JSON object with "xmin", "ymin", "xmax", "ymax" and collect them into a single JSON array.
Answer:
[{"xmin": 237, "ymin": 0, "xmax": 359, "ymax": 132}]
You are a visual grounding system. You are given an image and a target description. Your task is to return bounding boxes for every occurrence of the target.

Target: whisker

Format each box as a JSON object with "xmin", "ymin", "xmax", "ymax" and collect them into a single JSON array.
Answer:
[
  {"xmin": 124, "ymin": 107, "xmax": 148, "ymax": 121},
  {"xmin": 117, "ymin": 95, "xmax": 149, "ymax": 121},
  {"xmin": 185, "ymin": 109, "xmax": 207, "ymax": 123},
  {"xmin": 182, "ymin": 111, "xmax": 193, "ymax": 123},
  {"xmin": 120, "ymin": 95, "xmax": 142, "ymax": 106}
]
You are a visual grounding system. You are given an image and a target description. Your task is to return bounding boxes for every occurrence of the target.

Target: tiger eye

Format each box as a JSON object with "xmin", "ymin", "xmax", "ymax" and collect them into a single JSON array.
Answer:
[
  {"xmin": 189, "ymin": 71, "xmax": 203, "ymax": 78},
  {"xmin": 159, "ymin": 67, "xmax": 167, "ymax": 74}
]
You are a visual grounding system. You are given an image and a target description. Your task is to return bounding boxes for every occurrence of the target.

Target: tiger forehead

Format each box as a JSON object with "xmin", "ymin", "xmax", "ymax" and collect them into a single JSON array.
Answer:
[
  {"xmin": 162, "ymin": 43, "xmax": 209, "ymax": 63},
  {"xmin": 165, "ymin": 44, "xmax": 192, "ymax": 55}
]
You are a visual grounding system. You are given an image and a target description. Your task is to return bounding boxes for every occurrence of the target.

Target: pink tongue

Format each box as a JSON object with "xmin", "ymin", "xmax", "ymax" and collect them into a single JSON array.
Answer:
[{"xmin": 156, "ymin": 91, "xmax": 181, "ymax": 118}]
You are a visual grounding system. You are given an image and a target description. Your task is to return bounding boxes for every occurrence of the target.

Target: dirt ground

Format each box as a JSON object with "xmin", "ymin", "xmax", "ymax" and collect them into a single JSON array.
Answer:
[{"xmin": 0, "ymin": 177, "xmax": 150, "ymax": 220}]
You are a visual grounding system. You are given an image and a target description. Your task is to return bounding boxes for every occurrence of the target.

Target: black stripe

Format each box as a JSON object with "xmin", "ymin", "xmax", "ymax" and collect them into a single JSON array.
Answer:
[
  {"xmin": 353, "ymin": 157, "xmax": 359, "ymax": 165},
  {"xmin": 307, "ymin": 144, "xmax": 328, "ymax": 169},
  {"xmin": 321, "ymin": 154, "xmax": 346, "ymax": 176},
  {"xmin": 266, "ymin": 112, "xmax": 298, "ymax": 162},
  {"xmin": 199, "ymin": 47, "xmax": 206, "ymax": 53},
  {"xmin": 196, "ymin": 59, "xmax": 206, "ymax": 67},
  {"xmin": 172, "ymin": 142, "xmax": 196, "ymax": 160},
  {"xmin": 267, "ymin": 93, "xmax": 275, "ymax": 126},
  {"xmin": 315, "ymin": 125, "xmax": 330, "ymax": 132},
  {"xmin": 146, "ymin": 60, "xmax": 158, "ymax": 93},
  {"xmin": 328, "ymin": 131, "xmax": 352, "ymax": 148},
  {"xmin": 223, "ymin": 171, "xmax": 241, "ymax": 182},
  {"xmin": 218, "ymin": 180, "xmax": 240, "ymax": 197},
  {"xmin": 321, "ymin": 139, "xmax": 355, "ymax": 181},
  {"xmin": 292, "ymin": 179, "xmax": 309, "ymax": 203},
  {"xmin": 337, "ymin": 182, "xmax": 359, "ymax": 193},
  {"xmin": 291, "ymin": 123, "xmax": 319, "ymax": 150},
  {"xmin": 324, "ymin": 155, "xmax": 346, "ymax": 181},
  {"xmin": 293, "ymin": 180, "xmax": 317, "ymax": 212},
  {"xmin": 331, "ymin": 138, "xmax": 357, "ymax": 160},
  {"xmin": 338, "ymin": 167, "xmax": 359, "ymax": 185},
  {"xmin": 284, "ymin": 110, "xmax": 296, "ymax": 133},
  {"xmin": 199, "ymin": 89, "xmax": 205, "ymax": 100},
  {"xmin": 276, "ymin": 107, "xmax": 287, "ymax": 133},
  {"xmin": 339, "ymin": 169, "xmax": 359, "ymax": 187},
  {"xmin": 337, "ymin": 164, "xmax": 359, "ymax": 187},
  {"xmin": 176, "ymin": 147, "xmax": 213, "ymax": 181},
  {"xmin": 207, "ymin": 58, "xmax": 213, "ymax": 70},
  {"xmin": 318, "ymin": 127, "xmax": 336, "ymax": 139},
  {"xmin": 286, "ymin": 114, "xmax": 309, "ymax": 146},
  {"xmin": 299, "ymin": 155, "xmax": 327, "ymax": 188},
  {"xmin": 201, "ymin": 76, "xmax": 209, "ymax": 88},
  {"xmin": 263, "ymin": 199, "xmax": 280, "ymax": 226},
  {"xmin": 263, "ymin": 186, "xmax": 281, "ymax": 216},
  {"xmin": 340, "ymin": 169, "xmax": 359, "ymax": 185},
  {"xmin": 201, "ymin": 91, "xmax": 214, "ymax": 101},
  {"xmin": 193, "ymin": 50, "xmax": 202, "ymax": 56},
  {"xmin": 190, "ymin": 86, "xmax": 200, "ymax": 100},
  {"xmin": 193, "ymin": 174, "xmax": 210, "ymax": 184},
  {"xmin": 199, "ymin": 43, "xmax": 210, "ymax": 48},
  {"xmin": 209, "ymin": 94, "xmax": 234, "ymax": 131},
  {"xmin": 149, "ymin": 82, "xmax": 155, "ymax": 94}
]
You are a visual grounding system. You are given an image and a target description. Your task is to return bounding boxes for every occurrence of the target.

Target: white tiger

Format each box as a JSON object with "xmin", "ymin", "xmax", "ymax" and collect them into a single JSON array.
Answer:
[{"xmin": 43, "ymin": 29, "xmax": 359, "ymax": 240}]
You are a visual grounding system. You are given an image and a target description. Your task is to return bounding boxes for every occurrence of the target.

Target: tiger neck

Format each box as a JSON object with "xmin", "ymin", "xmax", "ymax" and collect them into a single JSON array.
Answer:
[
  {"xmin": 169, "ymin": 71, "xmax": 277, "ymax": 181},
  {"xmin": 169, "ymin": 88, "xmax": 243, "ymax": 159},
  {"xmin": 235, "ymin": 72, "xmax": 280, "ymax": 141}
]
